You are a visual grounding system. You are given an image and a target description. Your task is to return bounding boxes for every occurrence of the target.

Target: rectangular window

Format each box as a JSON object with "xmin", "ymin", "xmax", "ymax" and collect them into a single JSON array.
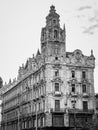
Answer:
[
  {"xmin": 83, "ymin": 101, "xmax": 88, "ymax": 111},
  {"xmin": 72, "ymin": 71, "xmax": 75, "ymax": 78},
  {"xmin": 43, "ymin": 100, "xmax": 45, "ymax": 110},
  {"xmin": 82, "ymin": 84, "xmax": 86, "ymax": 93},
  {"xmin": 82, "ymin": 71, "xmax": 86, "ymax": 79},
  {"xmin": 55, "ymin": 83, "xmax": 59, "ymax": 91},
  {"xmin": 55, "ymin": 70, "xmax": 59, "ymax": 77},
  {"xmin": 55, "ymin": 100, "xmax": 60, "ymax": 111},
  {"xmin": 38, "ymin": 102, "xmax": 40, "ymax": 111},
  {"xmin": 71, "ymin": 84, "xmax": 75, "ymax": 93}
]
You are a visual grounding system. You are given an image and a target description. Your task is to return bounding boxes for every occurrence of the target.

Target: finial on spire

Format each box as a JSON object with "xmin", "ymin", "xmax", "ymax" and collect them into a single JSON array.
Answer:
[
  {"xmin": 0, "ymin": 77, "xmax": 3, "ymax": 88},
  {"xmin": 37, "ymin": 49, "xmax": 40, "ymax": 56},
  {"xmin": 91, "ymin": 49, "xmax": 93, "ymax": 56},
  {"xmin": 22, "ymin": 63, "xmax": 24, "ymax": 68},
  {"xmin": 50, "ymin": 5, "xmax": 56, "ymax": 13},
  {"xmin": 32, "ymin": 54, "xmax": 34, "ymax": 58},
  {"xmin": 9, "ymin": 79, "xmax": 11, "ymax": 84},
  {"xmin": 63, "ymin": 24, "xmax": 65, "ymax": 29}
]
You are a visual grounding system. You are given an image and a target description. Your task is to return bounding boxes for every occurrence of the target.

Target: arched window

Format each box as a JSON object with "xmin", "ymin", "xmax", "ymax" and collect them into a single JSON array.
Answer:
[
  {"xmin": 53, "ymin": 19, "xmax": 56, "ymax": 24},
  {"xmin": 71, "ymin": 84, "xmax": 75, "ymax": 93},
  {"xmin": 72, "ymin": 71, "xmax": 75, "ymax": 78},
  {"xmin": 54, "ymin": 30, "xmax": 58, "ymax": 39},
  {"xmin": 82, "ymin": 84, "xmax": 86, "ymax": 93},
  {"xmin": 55, "ymin": 83, "xmax": 59, "ymax": 91},
  {"xmin": 82, "ymin": 71, "xmax": 86, "ymax": 79},
  {"xmin": 55, "ymin": 70, "xmax": 59, "ymax": 77}
]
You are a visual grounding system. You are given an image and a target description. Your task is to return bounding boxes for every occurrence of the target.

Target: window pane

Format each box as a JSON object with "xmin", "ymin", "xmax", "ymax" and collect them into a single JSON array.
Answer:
[
  {"xmin": 72, "ymin": 71, "xmax": 75, "ymax": 78},
  {"xmin": 55, "ymin": 100, "xmax": 60, "ymax": 111},
  {"xmin": 82, "ymin": 71, "xmax": 86, "ymax": 79},
  {"xmin": 55, "ymin": 83, "xmax": 59, "ymax": 91},
  {"xmin": 82, "ymin": 84, "xmax": 86, "ymax": 93},
  {"xmin": 43, "ymin": 100, "xmax": 45, "ymax": 110},
  {"xmin": 71, "ymin": 84, "xmax": 75, "ymax": 93},
  {"xmin": 54, "ymin": 30, "xmax": 58, "ymax": 39},
  {"xmin": 83, "ymin": 101, "xmax": 88, "ymax": 111},
  {"xmin": 55, "ymin": 70, "xmax": 59, "ymax": 77}
]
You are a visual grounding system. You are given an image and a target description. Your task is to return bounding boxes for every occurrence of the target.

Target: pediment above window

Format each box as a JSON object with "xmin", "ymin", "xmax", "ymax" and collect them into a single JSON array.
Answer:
[
  {"xmin": 51, "ymin": 77, "xmax": 63, "ymax": 84},
  {"xmin": 82, "ymin": 79, "xmax": 90, "ymax": 85},
  {"xmin": 73, "ymin": 49, "xmax": 83, "ymax": 61},
  {"xmin": 67, "ymin": 79, "xmax": 77, "ymax": 84}
]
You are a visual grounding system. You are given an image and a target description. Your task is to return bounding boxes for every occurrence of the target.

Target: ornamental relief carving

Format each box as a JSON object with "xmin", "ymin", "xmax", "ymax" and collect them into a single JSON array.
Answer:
[
  {"xmin": 51, "ymin": 77, "xmax": 63, "ymax": 84},
  {"xmin": 70, "ymin": 50, "xmax": 83, "ymax": 65},
  {"xmin": 85, "ymin": 57, "xmax": 95, "ymax": 67},
  {"xmin": 66, "ymin": 49, "xmax": 95, "ymax": 67}
]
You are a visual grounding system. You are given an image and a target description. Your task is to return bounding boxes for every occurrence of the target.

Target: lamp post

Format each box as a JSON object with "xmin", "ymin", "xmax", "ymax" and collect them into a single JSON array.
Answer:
[
  {"xmin": 64, "ymin": 101, "xmax": 69, "ymax": 128},
  {"xmin": 71, "ymin": 98, "xmax": 76, "ymax": 130},
  {"xmin": 36, "ymin": 103, "xmax": 37, "ymax": 130},
  {"xmin": 18, "ymin": 109, "xmax": 20, "ymax": 130},
  {"xmin": 73, "ymin": 102, "xmax": 76, "ymax": 130}
]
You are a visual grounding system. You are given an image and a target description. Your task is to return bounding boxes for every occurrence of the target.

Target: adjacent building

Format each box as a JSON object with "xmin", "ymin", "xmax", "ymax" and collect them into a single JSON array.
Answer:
[
  {"xmin": 0, "ymin": 77, "xmax": 3, "ymax": 128},
  {"xmin": 1, "ymin": 5, "xmax": 95, "ymax": 130}
]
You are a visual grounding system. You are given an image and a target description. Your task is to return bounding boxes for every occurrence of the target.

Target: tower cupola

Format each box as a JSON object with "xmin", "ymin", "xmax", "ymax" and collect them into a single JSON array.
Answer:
[
  {"xmin": 46, "ymin": 5, "xmax": 60, "ymax": 27},
  {"xmin": 41, "ymin": 6, "xmax": 66, "ymax": 60}
]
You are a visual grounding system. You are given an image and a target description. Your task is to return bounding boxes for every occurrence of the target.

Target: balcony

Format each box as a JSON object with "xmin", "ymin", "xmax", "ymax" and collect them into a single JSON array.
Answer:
[
  {"xmin": 50, "ymin": 108, "xmax": 65, "ymax": 113},
  {"xmin": 28, "ymin": 109, "xmax": 45, "ymax": 116},
  {"xmin": 54, "ymin": 91, "xmax": 62, "ymax": 96},
  {"xmin": 68, "ymin": 109, "xmax": 94, "ymax": 114},
  {"xmin": 83, "ymin": 93, "xmax": 89, "ymax": 98},
  {"xmin": 70, "ymin": 92, "xmax": 78, "ymax": 98}
]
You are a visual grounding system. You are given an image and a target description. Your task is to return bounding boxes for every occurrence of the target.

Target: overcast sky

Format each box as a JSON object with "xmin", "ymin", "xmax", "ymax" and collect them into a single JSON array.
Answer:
[{"xmin": 0, "ymin": 0, "xmax": 98, "ymax": 92}]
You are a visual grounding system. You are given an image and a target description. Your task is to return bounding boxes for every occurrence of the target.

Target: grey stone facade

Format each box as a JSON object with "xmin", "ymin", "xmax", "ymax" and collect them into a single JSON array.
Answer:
[{"xmin": 0, "ymin": 5, "xmax": 95, "ymax": 130}]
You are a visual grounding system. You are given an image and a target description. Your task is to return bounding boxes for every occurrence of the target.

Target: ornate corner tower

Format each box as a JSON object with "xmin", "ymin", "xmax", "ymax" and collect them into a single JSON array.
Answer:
[{"xmin": 41, "ymin": 5, "xmax": 66, "ymax": 61}]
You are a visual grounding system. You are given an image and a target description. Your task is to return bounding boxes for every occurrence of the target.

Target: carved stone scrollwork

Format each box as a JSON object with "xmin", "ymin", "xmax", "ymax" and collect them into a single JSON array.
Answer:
[
  {"xmin": 51, "ymin": 77, "xmax": 63, "ymax": 84},
  {"xmin": 74, "ymin": 49, "xmax": 83, "ymax": 64},
  {"xmin": 52, "ymin": 63, "xmax": 61, "ymax": 69}
]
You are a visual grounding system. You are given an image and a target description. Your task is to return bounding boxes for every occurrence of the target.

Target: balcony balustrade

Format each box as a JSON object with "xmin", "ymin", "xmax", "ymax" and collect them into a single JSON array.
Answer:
[
  {"xmin": 50, "ymin": 108, "xmax": 66, "ymax": 113},
  {"xmin": 82, "ymin": 93, "xmax": 89, "ymax": 98},
  {"xmin": 54, "ymin": 91, "xmax": 62, "ymax": 96},
  {"xmin": 68, "ymin": 108, "xmax": 94, "ymax": 114}
]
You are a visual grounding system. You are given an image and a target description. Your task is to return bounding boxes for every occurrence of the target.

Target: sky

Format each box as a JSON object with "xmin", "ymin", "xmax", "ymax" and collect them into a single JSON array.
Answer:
[{"xmin": 0, "ymin": 0, "xmax": 98, "ymax": 92}]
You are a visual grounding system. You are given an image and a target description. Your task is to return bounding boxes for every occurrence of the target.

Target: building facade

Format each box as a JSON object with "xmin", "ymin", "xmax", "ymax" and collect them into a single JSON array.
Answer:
[
  {"xmin": 0, "ymin": 77, "xmax": 3, "ymax": 129},
  {"xmin": 1, "ymin": 5, "xmax": 95, "ymax": 130},
  {"xmin": 94, "ymin": 94, "xmax": 98, "ymax": 129}
]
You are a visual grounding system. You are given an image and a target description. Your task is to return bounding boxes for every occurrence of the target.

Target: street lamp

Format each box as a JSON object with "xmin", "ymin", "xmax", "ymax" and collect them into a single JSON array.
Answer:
[
  {"xmin": 64, "ymin": 101, "xmax": 69, "ymax": 127},
  {"xmin": 18, "ymin": 109, "xmax": 20, "ymax": 130},
  {"xmin": 71, "ymin": 99, "xmax": 76, "ymax": 130},
  {"xmin": 36, "ymin": 103, "xmax": 37, "ymax": 130}
]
